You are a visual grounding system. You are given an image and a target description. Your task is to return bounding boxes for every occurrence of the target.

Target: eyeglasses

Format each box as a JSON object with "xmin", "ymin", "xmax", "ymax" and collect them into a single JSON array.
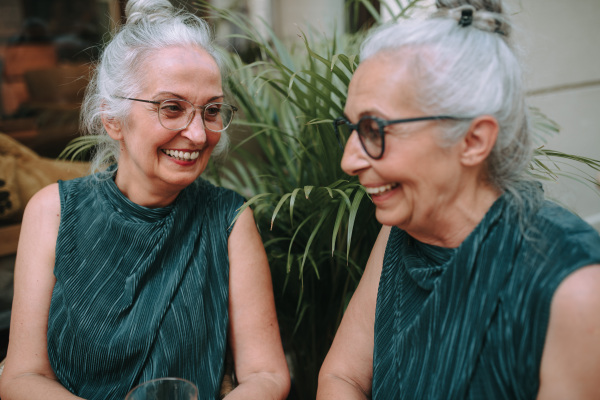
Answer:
[
  {"xmin": 119, "ymin": 97, "xmax": 238, "ymax": 132},
  {"xmin": 333, "ymin": 115, "xmax": 472, "ymax": 159}
]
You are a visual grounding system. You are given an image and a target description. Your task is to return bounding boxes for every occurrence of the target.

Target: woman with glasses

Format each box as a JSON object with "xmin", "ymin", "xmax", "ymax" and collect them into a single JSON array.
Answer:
[
  {"xmin": 318, "ymin": 1, "xmax": 600, "ymax": 399},
  {"xmin": 0, "ymin": 1, "xmax": 290, "ymax": 399}
]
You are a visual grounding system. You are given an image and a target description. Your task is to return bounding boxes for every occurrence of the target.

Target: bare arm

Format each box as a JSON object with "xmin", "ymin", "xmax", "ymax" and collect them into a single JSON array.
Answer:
[
  {"xmin": 316, "ymin": 226, "xmax": 391, "ymax": 400},
  {"xmin": 0, "ymin": 184, "xmax": 83, "ymax": 399},
  {"xmin": 537, "ymin": 264, "xmax": 600, "ymax": 400},
  {"xmin": 223, "ymin": 207, "xmax": 290, "ymax": 400}
]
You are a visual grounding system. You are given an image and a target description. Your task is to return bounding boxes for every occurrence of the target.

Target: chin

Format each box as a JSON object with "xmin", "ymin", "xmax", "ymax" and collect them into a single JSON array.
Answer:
[
  {"xmin": 164, "ymin": 170, "xmax": 201, "ymax": 187},
  {"xmin": 375, "ymin": 207, "xmax": 409, "ymax": 229}
]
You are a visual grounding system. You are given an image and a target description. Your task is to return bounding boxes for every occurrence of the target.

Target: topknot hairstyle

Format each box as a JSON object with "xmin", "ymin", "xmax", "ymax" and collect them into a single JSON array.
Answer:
[
  {"xmin": 434, "ymin": 0, "xmax": 511, "ymax": 36},
  {"xmin": 80, "ymin": 0, "xmax": 228, "ymax": 174}
]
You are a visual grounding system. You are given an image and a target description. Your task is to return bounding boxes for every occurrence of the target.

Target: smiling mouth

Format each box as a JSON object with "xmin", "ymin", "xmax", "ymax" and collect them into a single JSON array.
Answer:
[
  {"xmin": 162, "ymin": 149, "xmax": 200, "ymax": 161},
  {"xmin": 364, "ymin": 183, "xmax": 399, "ymax": 195}
]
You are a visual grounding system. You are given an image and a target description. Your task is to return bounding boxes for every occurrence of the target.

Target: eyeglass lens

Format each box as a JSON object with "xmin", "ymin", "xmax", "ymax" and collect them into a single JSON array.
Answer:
[
  {"xmin": 158, "ymin": 99, "xmax": 234, "ymax": 132},
  {"xmin": 336, "ymin": 117, "xmax": 383, "ymax": 158}
]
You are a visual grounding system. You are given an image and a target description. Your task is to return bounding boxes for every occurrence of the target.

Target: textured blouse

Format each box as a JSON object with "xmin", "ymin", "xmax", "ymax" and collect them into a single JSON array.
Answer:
[
  {"xmin": 47, "ymin": 173, "xmax": 244, "ymax": 400},
  {"xmin": 373, "ymin": 191, "xmax": 600, "ymax": 399}
]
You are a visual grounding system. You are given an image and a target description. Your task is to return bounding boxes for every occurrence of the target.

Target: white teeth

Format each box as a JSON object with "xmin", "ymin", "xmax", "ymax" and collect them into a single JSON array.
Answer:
[
  {"xmin": 163, "ymin": 149, "xmax": 200, "ymax": 161},
  {"xmin": 364, "ymin": 183, "xmax": 399, "ymax": 195}
]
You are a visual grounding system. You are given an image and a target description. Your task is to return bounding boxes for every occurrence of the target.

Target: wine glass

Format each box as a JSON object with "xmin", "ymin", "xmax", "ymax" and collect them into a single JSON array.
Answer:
[{"xmin": 125, "ymin": 377, "xmax": 198, "ymax": 400}]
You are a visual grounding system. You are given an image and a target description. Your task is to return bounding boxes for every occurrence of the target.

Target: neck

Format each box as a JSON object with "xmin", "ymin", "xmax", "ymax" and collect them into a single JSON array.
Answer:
[
  {"xmin": 113, "ymin": 170, "xmax": 182, "ymax": 208},
  {"xmin": 406, "ymin": 182, "xmax": 501, "ymax": 248}
]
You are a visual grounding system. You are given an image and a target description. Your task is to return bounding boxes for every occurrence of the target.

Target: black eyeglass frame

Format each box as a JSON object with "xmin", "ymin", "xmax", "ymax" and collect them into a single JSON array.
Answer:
[
  {"xmin": 333, "ymin": 115, "xmax": 473, "ymax": 159},
  {"xmin": 118, "ymin": 96, "xmax": 238, "ymax": 132}
]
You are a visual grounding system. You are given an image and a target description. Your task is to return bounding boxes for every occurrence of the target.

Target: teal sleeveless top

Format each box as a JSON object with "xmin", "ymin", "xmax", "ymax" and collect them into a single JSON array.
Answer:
[
  {"xmin": 373, "ymin": 191, "xmax": 600, "ymax": 399},
  {"xmin": 48, "ymin": 173, "xmax": 244, "ymax": 400}
]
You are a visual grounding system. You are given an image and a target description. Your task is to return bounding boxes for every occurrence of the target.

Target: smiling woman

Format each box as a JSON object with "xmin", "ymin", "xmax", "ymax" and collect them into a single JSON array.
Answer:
[
  {"xmin": 102, "ymin": 45, "xmax": 226, "ymax": 207},
  {"xmin": 0, "ymin": 1, "xmax": 290, "ymax": 399},
  {"xmin": 317, "ymin": 0, "xmax": 600, "ymax": 399}
]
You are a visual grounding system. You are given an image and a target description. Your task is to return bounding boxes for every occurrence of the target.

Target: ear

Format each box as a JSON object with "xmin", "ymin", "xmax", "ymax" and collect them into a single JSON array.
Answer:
[
  {"xmin": 102, "ymin": 114, "xmax": 124, "ymax": 140},
  {"xmin": 459, "ymin": 115, "xmax": 498, "ymax": 167}
]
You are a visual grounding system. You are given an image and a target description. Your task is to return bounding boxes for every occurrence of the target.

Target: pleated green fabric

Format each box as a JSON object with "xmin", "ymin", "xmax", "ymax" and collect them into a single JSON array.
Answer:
[
  {"xmin": 47, "ymin": 172, "xmax": 243, "ymax": 400},
  {"xmin": 373, "ymin": 190, "xmax": 600, "ymax": 399}
]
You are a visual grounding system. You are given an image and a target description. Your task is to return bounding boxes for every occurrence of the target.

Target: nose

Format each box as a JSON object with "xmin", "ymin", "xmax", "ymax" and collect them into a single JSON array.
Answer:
[
  {"xmin": 341, "ymin": 130, "xmax": 370, "ymax": 176},
  {"xmin": 181, "ymin": 110, "xmax": 207, "ymax": 144}
]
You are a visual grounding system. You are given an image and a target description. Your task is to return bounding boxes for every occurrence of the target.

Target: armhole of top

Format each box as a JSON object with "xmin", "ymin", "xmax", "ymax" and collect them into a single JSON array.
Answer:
[
  {"xmin": 54, "ymin": 179, "xmax": 68, "ymax": 265},
  {"xmin": 225, "ymin": 193, "xmax": 246, "ymax": 238}
]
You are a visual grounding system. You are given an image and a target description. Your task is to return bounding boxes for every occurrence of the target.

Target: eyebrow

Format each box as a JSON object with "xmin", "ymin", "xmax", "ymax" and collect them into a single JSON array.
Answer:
[
  {"xmin": 344, "ymin": 107, "xmax": 392, "ymax": 120},
  {"xmin": 154, "ymin": 92, "xmax": 224, "ymax": 103},
  {"xmin": 357, "ymin": 110, "xmax": 390, "ymax": 119}
]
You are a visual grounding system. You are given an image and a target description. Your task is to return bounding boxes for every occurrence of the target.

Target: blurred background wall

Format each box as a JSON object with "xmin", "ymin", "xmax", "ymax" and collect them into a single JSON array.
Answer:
[{"xmin": 509, "ymin": 0, "xmax": 600, "ymax": 231}]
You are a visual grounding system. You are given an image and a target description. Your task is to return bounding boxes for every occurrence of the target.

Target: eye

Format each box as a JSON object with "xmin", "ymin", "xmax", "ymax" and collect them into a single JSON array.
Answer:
[
  {"xmin": 204, "ymin": 104, "xmax": 221, "ymax": 121},
  {"xmin": 358, "ymin": 117, "xmax": 381, "ymax": 142},
  {"xmin": 159, "ymin": 100, "xmax": 187, "ymax": 119}
]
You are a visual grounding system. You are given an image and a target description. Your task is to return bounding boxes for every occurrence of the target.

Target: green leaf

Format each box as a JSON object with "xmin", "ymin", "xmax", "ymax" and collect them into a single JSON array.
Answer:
[
  {"xmin": 303, "ymin": 185, "xmax": 314, "ymax": 199},
  {"xmin": 331, "ymin": 201, "xmax": 348, "ymax": 255},
  {"xmin": 346, "ymin": 188, "xmax": 367, "ymax": 261},
  {"xmin": 271, "ymin": 193, "xmax": 293, "ymax": 230},
  {"xmin": 332, "ymin": 188, "xmax": 352, "ymax": 208},
  {"xmin": 299, "ymin": 210, "xmax": 328, "ymax": 279},
  {"xmin": 289, "ymin": 188, "xmax": 302, "ymax": 225},
  {"xmin": 287, "ymin": 214, "xmax": 317, "ymax": 273}
]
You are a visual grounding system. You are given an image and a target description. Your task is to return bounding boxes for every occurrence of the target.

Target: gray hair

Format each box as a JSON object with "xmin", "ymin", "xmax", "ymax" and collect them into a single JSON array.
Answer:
[
  {"xmin": 360, "ymin": 0, "xmax": 540, "ymax": 207},
  {"xmin": 81, "ymin": 0, "xmax": 229, "ymax": 174}
]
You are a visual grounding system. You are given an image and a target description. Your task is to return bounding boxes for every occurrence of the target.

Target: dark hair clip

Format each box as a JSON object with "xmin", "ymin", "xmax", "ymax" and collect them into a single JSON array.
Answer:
[{"xmin": 458, "ymin": 8, "xmax": 473, "ymax": 27}]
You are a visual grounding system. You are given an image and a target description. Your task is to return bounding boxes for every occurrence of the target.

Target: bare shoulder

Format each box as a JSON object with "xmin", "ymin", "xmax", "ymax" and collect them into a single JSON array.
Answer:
[
  {"xmin": 19, "ymin": 183, "xmax": 61, "ymax": 248},
  {"xmin": 552, "ymin": 264, "xmax": 600, "ymax": 312},
  {"xmin": 538, "ymin": 264, "xmax": 600, "ymax": 399},
  {"xmin": 23, "ymin": 183, "xmax": 61, "ymax": 220},
  {"xmin": 227, "ymin": 206, "xmax": 263, "ymax": 263},
  {"xmin": 228, "ymin": 206, "xmax": 254, "ymax": 236},
  {"xmin": 363, "ymin": 225, "xmax": 391, "ymax": 281},
  {"xmin": 547, "ymin": 264, "xmax": 600, "ymax": 343}
]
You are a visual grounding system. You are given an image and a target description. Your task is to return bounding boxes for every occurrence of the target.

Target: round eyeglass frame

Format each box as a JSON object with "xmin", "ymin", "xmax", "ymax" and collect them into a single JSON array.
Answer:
[
  {"xmin": 118, "ymin": 96, "xmax": 238, "ymax": 132},
  {"xmin": 333, "ymin": 115, "xmax": 473, "ymax": 159}
]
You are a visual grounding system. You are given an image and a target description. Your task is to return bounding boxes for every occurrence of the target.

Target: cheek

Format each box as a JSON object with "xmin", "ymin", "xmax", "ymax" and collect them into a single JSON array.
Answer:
[{"xmin": 208, "ymin": 132, "xmax": 222, "ymax": 148}]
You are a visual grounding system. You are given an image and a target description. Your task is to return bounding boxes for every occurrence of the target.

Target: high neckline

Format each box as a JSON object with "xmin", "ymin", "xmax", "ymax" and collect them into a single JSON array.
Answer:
[
  {"xmin": 403, "ymin": 192, "xmax": 508, "ymax": 290},
  {"xmin": 102, "ymin": 176, "xmax": 177, "ymax": 223}
]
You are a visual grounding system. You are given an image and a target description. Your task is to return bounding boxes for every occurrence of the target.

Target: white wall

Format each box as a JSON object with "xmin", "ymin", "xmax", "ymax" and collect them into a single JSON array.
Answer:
[
  {"xmin": 272, "ymin": 0, "xmax": 344, "ymax": 43},
  {"xmin": 510, "ymin": 0, "xmax": 600, "ymax": 231}
]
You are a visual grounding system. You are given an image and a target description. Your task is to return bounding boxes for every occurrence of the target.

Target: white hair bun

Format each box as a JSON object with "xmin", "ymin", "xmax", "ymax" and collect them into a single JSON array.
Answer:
[
  {"xmin": 125, "ymin": 0, "xmax": 176, "ymax": 25},
  {"xmin": 435, "ymin": 0, "xmax": 510, "ymax": 37}
]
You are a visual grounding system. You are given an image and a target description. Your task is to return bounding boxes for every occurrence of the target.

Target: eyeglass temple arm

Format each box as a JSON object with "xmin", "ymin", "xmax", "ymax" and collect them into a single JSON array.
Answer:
[
  {"xmin": 116, "ymin": 96, "xmax": 160, "ymax": 105},
  {"xmin": 332, "ymin": 118, "xmax": 349, "ymax": 151},
  {"xmin": 381, "ymin": 115, "xmax": 468, "ymax": 126}
]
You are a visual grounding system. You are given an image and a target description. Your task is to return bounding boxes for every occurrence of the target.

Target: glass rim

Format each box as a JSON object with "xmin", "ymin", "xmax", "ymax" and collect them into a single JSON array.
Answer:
[
  {"xmin": 116, "ymin": 96, "xmax": 238, "ymax": 132},
  {"xmin": 156, "ymin": 99, "xmax": 237, "ymax": 132},
  {"xmin": 125, "ymin": 377, "xmax": 199, "ymax": 399},
  {"xmin": 333, "ymin": 114, "xmax": 472, "ymax": 159}
]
